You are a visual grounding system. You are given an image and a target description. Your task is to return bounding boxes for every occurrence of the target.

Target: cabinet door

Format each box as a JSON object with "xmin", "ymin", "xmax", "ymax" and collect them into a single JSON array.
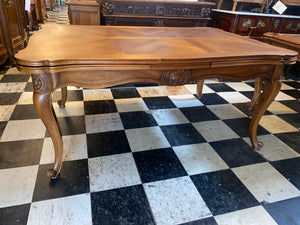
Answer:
[{"xmin": 0, "ymin": 26, "xmax": 8, "ymax": 65}]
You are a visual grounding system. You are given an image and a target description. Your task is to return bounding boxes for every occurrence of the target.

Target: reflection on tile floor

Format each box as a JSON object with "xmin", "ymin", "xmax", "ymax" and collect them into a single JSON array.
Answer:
[{"xmin": 0, "ymin": 3, "xmax": 300, "ymax": 225}]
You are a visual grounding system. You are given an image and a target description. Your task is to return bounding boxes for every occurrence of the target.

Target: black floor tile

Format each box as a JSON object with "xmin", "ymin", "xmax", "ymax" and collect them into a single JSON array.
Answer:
[
  {"xmin": 160, "ymin": 124, "xmax": 206, "ymax": 146},
  {"xmin": 87, "ymin": 130, "xmax": 131, "ymax": 158},
  {"xmin": 279, "ymin": 100, "xmax": 300, "ymax": 113},
  {"xmin": 0, "ymin": 139, "xmax": 43, "ymax": 169},
  {"xmin": 0, "ymin": 203, "xmax": 30, "ymax": 225},
  {"xmin": 10, "ymin": 104, "xmax": 40, "ymax": 120},
  {"xmin": 120, "ymin": 111, "xmax": 158, "ymax": 129},
  {"xmin": 0, "ymin": 74, "xmax": 30, "ymax": 83},
  {"xmin": 133, "ymin": 148, "xmax": 187, "ymax": 183},
  {"xmin": 45, "ymin": 116, "xmax": 86, "ymax": 137},
  {"xmin": 233, "ymin": 103, "xmax": 272, "ymax": 117},
  {"xmin": 244, "ymin": 81, "xmax": 255, "ymax": 88},
  {"xmin": 32, "ymin": 159, "xmax": 90, "ymax": 201},
  {"xmin": 281, "ymin": 90, "xmax": 300, "ymax": 99},
  {"xmin": 0, "ymin": 121, "xmax": 6, "ymax": 137},
  {"xmin": 282, "ymin": 81, "xmax": 300, "ymax": 89},
  {"xmin": 180, "ymin": 217, "xmax": 218, "ymax": 225},
  {"xmin": 54, "ymin": 89, "xmax": 83, "ymax": 102},
  {"xmin": 264, "ymin": 197, "xmax": 300, "ymax": 225},
  {"xmin": 223, "ymin": 118, "xmax": 270, "ymax": 137},
  {"xmin": 270, "ymin": 157, "xmax": 300, "ymax": 189},
  {"xmin": 91, "ymin": 185, "xmax": 155, "ymax": 225},
  {"xmin": 239, "ymin": 91, "xmax": 254, "ymax": 100},
  {"xmin": 111, "ymin": 87, "xmax": 141, "ymax": 99},
  {"xmin": 134, "ymin": 83, "xmax": 159, "ymax": 87},
  {"xmin": 210, "ymin": 139, "xmax": 266, "ymax": 167},
  {"xmin": 275, "ymin": 132, "xmax": 300, "ymax": 154},
  {"xmin": 0, "ymin": 93, "xmax": 21, "ymax": 105},
  {"xmin": 277, "ymin": 114, "xmax": 300, "ymax": 128},
  {"xmin": 205, "ymin": 83, "xmax": 235, "ymax": 92},
  {"xmin": 198, "ymin": 93, "xmax": 228, "ymax": 105},
  {"xmin": 191, "ymin": 169, "xmax": 259, "ymax": 216},
  {"xmin": 84, "ymin": 100, "xmax": 117, "ymax": 115},
  {"xmin": 180, "ymin": 106, "xmax": 219, "ymax": 122},
  {"xmin": 143, "ymin": 96, "xmax": 176, "ymax": 110},
  {"xmin": 24, "ymin": 82, "xmax": 33, "ymax": 92}
]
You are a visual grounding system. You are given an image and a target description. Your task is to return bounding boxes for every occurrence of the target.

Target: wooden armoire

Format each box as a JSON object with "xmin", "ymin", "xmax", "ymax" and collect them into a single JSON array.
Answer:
[{"xmin": 0, "ymin": 0, "xmax": 28, "ymax": 65}]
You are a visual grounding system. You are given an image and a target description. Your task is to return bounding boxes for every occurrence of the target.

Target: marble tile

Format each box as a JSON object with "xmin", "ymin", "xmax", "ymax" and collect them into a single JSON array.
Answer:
[
  {"xmin": 125, "ymin": 126, "xmax": 170, "ymax": 152},
  {"xmin": 85, "ymin": 113, "xmax": 123, "ymax": 134},
  {"xmin": 0, "ymin": 82, "xmax": 27, "ymax": 93},
  {"xmin": 225, "ymin": 82, "xmax": 255, "ymax": 92},
  {"xmin": 151, "ymin": 108, "xmax": 189, "ymax": 126},
  {"xmin": 275, "ymin": 132, "xmax": 300, "ymax": 154},
  {"xmin": 120, "ymin": 111, "xmax": 158, "ymax": 129},
  {"xmin": 264, "ymin": 196, "xmax": 300, "ymax": 225},
  {"xmin": 206, "ymin": 83, "xmax": 235, "ymax": 92},
  {"xmin": 17, "ymin": 92, "xmax": 33, "ymax": 104},
  {"xmin": 0, "ymin": 166, "xmax": 38, "ymax": 208},
  {"xmin": 91, "ymin": 185, "xmax": 155, "ymax": 225},
  {"xmin": 0, "ymin": 119, "xmax": 46, "ymax": 142},
  {"xmin": 0, "ymin": 105, "xmax": 15, "ymax": 121},
  {"xmin": 40, "ymin": 134, "xmax": 88, "ymax": 164},
  {"xmin": 207, "ymin": 104, "xmax": 246, "ymax": 119},
  {"xmin": 180, "ymin": 106, "xmax": 219, "ymax": 122},
  {"xmin": 199, "ymin": 93, "xmax": 229, "ymax": 105},
  {"xmin": 243, "ymin": 135, "xmax": 299, "ymax": 161},
  {"xmin": 280, "ymin": 82, "xmax": 296, "ymax": 90},
  {"xmin": 169, "ymin": 94, "xmax": 204, "ymax": 108},
  {"xmin": 10, "ymin": 104, "xmax": 39, "ymax": 120},
  {"xmin": 115, "ymin": 97, "xmax": 148, "ymax": 112},
  {"xmin": 214, "ymin": 206, "xmax": 277, "ymax": 225},
  {"xmin": 4, "ymin": 67, "xmax": 23, "ymax": 75},
  {"xmin": 53, "ymin": 101, "xmax": 84, "ymax": 117},
  {"xmin": 143, "ymin": 96, "xmax": 176, "ymax": 109},
  {"xmin": 137, "ymin": 86, "xmax": 190, "ymax": 97},
  {"xmin": 0, "ymin": 204, "xmax": 30, "ymax": 225},
  {"xmin": 193, "ymin": 120, "xmax": 239, "ymax": 142},
  {"xmin": 84, "ymin": 100, "xmax": 117, "ymax": 115},
  {"xmin": 111, "ymin": 87, "xmax": 141, "ymax": 99},
  {"xmin": 83, "ymin": 89, "xmax": 113, "ymax": 101},
  {"xmin": 184, "ymin": 83, "xmax": 215, "ymax": 95},
  {"xmin": 144, "ymin": 177, "xmax": 212, "ymax": 225},
  {"xmin": 232, "ymin": 162, "xmax": 300, "ymax": 203},
  {"xmin": 267, "ymin": 101, "xmax": 297, "ymax": 114},
  {"xmin": 173, "ymin": 143, "xmax": 229, "ymax": 175},
  {"xmin": 274, "ymin": 91, "xmax": 295, "ymax": 101},
  {"xmin": 89, "ymin": 153, "xmax": 141, "ymax": 192},
  {"xmin": 87, "ymin": 130, "xmax": 131, "ymax": 157},
  {"xmin": 0, "ymin": 93, "xmax": 22, "ymax": 105},
  {"xmin": 217, "ymin": 92, "xmax": 250, "ymax": 103},
  {"xmin": 28, "ymin": 194, "xmax": 92, "ymax": 225},
  {"xmin": 260, "ymin": 115, "xmax": 298, "ymax": 133},
  {"xmin": 52, "ymin": 89, "xmax": 83, "ymax": 102}
]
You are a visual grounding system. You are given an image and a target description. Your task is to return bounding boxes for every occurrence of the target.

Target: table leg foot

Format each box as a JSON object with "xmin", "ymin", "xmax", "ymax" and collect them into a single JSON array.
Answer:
[
  {"xmin": 249, "ymin": 78, "xmax": 281, "ymax": 149},
  {"xmin": 58, "ymin": 87, "xmax": 67, "ymax": 108},
  {"xmin": 252, "ymin": 141, "xmax": 263, "ymax": 150},
  {"xmin": 47, "ymin": 169, "xmax": 60, "ymax": 179},
  {"xmin": 196, "ymin": 80, "xmax": 204, "ymax": 99}
]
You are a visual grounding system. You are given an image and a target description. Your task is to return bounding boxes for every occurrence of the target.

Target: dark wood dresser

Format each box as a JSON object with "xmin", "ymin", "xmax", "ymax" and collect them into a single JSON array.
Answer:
[
  {"xmin": 99, "ymin": 0, "xmax": 216, "ymax": 27},
  {"xmin": 212, "ymin": 9, "xmax": 300, "ymax": 39},
  {"xmin": 68, "ymin": 0, "xmax": 101, "ymax": 25}
]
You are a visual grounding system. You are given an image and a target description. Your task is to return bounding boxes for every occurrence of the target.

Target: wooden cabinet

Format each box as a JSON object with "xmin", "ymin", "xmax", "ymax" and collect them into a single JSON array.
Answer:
[
  {"xmin": 45, "ymin": 0, "xmax": 55, "ymax": 10},
  {"xmin": 34, "ymin": 0, "xmax": 47, "ymax": 22},
  {"xmin": 100, "ymin": 0, "xmax": 216, "ymax": 27},
  {"xmin": 0, "ymin": 25, "xmax": 8, "ymax": 65},
  {"xmin": 212, "ymin": 9, "xmax": 300, "ymax": 39},
  {"xmin": 68, "ymin": 1, "xmax": 101, "ymax": 25},
  {"xmin": 0, "ymin": 0, "xmax": 28, "ymax": 65}
]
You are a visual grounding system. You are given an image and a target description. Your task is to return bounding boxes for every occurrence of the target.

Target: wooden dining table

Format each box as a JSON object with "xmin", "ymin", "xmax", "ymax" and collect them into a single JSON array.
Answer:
[{"xmin": 15, "ymin": 25, "xmax": 297, "ymax": 179}]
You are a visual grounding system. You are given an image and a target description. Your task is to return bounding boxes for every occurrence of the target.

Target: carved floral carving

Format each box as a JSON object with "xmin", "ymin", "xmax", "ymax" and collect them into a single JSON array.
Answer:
[
  {"xmin": 103, "ymin": 2, "xmax": 115, "ymax": 15},
  {"xmin": 161, "ymin": 70, "xmax": 191, "ymax": 85},
  {"xmin": 32, "ymin": 75, "xmax": 43, "ymax": 91}
]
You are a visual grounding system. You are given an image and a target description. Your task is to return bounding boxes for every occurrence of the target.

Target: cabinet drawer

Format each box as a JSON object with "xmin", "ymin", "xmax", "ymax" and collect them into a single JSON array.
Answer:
[{"xmin": 236, "ymin": 16, "xmax": 271, "ymax": 36}]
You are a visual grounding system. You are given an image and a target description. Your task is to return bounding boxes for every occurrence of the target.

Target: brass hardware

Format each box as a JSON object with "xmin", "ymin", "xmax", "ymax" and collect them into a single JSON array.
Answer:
[{"xmin": 243, "ymin": 19, "xmax": 266, "ymax": 30}]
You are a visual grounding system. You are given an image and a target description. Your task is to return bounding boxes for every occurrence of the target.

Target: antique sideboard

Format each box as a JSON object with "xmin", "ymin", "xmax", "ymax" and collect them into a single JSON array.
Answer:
[{"xmin": 212, "ymin": 9, "xmax": 300, "ymax": 39}]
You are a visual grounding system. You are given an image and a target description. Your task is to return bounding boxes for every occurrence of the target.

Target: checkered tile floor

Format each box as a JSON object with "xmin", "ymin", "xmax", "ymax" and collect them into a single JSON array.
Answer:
[
  {"xmin": 1, "ymin": 64, "xmax": 300, "ymax": 225},
  {"xmin": 1, "ymin": 3, "xmax": 300, "ymax": 225}
]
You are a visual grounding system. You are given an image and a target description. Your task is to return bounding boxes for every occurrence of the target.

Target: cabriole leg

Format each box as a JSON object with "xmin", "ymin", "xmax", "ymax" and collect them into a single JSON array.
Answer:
[
  {"xmin": 32, "ymin": 74, "xmax": 63, "ymax": 179},
  {"xmin": 247, "ymin": 77, "xmax": 263, "ymax": 110}
]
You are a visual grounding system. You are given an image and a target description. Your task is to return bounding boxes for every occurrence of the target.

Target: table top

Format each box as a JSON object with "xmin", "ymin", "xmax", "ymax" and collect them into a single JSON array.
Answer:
[
  {"xmin": 15, "ymin": 25, "xmax": 297, "ymax": 68},
  {"xmin": 264, "ymin": 33, "xmax": 300, "ymax": 47}
]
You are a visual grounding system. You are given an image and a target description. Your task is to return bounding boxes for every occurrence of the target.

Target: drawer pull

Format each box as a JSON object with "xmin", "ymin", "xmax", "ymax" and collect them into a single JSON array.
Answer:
[
  {"xmin": 4, "ymin": 0, "xmax": 14, "ymax": 6},
  {"xmin": 286, "ymin": 22, "xmax": 300, "ymax": 31},
  {"xmin": 243, "ymin": 19, "xmax": 265, "ymax": 30}
]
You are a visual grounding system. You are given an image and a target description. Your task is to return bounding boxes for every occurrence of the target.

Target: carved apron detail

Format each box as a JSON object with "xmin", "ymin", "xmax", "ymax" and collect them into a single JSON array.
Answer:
[
  {"xmin": 32, "ymin": 75, "xmax": 44, "ymax": 91},
  {"xmin": 161, "ymin": 69, "xmax": 192, "ymax": 85}
]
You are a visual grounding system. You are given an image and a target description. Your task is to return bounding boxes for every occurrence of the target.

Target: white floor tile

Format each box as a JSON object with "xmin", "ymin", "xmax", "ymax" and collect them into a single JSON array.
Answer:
[
  {"xmin": 225, "ymin": 82, "xmax": 255, "ymax": 92},
  {"xmin": 193, "ymin": 120, "xmax": 239, "ymax": 142},
  {"xmin": 0, "ymin": 82, "xmax": 27, "ymax": 93},
  {"xmin": 5, "ymin": 67, "xmax": 23, "ymax": 74},
  {"xmin": 144, "ymin": 177, "xmax": 212, "ymax": 225},
  {"xmin": 151, "ymin": 108, "xmax": 189, "ymax": 126},
  {"xmin": 27, "ymin": 194, "xmax": 92, "ymax": 225},
  {"xmin": 53, "ymin": 101, "xmax": 84, "ymax": 117},
  {"xmin": 260, "ymin": 115, "xmax": 298, "ymax": 134},
  {"xmin": 85, "ymin": 113, "xmax": 123, "ymax": 134},
  {"xmin": 115, "ymin": 98, "xmax": 148, "ymax": 112},
  {"xmin": 243, "ymin": 135, "xmax": 299, "ymax": 161},
  {"xmin": 217, "ymin": 92, "xmax": 250, "ymax": 103},
  {"xmin": 40, "ymin": 134, "xmax": 88, "ymax": 164},
  {"xmin": 207, "ymin": 104, "xmax": 247, "ymax": 120},
  {"xmin": 83, "ymin": 89, "xmax": 113, "ymax": 101},
  {"xmin": 214, "ymin": 206, "xmax": 278, "ymax": 225},
  {"xmin": 17, "ymin": 92, "xmax": 33, "ymax": 105},
  {"xmin": 88, "ymin": 153, "xmax": 141, "ymax": 192},
  {"xmin": 184, "ymin": 83, "xmax": 215, "ymax": 95},
  {"xmin": 0, "ymin": 105, "xmax": 15, "ymax": 121},
  {"xmin": 0, "ymin": 166, "xmax": 38, "ymax": 208},
  {"xmin": 169, "ymin": 94, "xmax": 204, "ymax": 108},
  {"xmin": 125, "ymin": 126, "xmax": 170, "ymax": 152},
  {"xmin": 274, "ymin": 91, "xmax": 295, "ymax": 101},
  {"xmin": 232, "ymin": 162, "xmax": 300, "ymax": 203},
  {"xmin": 137, "ymin": 86, "xmax": 190, "ymax": 97},
  {"xmin": 0, "ymin": 119, "xmax": 46, "ymax": 142},
  {"xmin": 173, "ymin": 143, "xmax": 229, "ymax": 175},
  {"xmin": 267, "ymin": 101, "xmax": 297, "ymax": 114}
]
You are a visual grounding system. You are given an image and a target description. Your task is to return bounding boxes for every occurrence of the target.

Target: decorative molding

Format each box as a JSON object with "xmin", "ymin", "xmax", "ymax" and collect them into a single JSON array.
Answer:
[
  {"xmin": 32, "ymin": 75, "xmax": 43, "ymax": 91},
  {"xmin": 102, "ymin": 2, "xmax": 115, "ymax": 15},
  {"xmin": 161, "ymin": 69, "xmax": 191, "ymax": 85}
]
